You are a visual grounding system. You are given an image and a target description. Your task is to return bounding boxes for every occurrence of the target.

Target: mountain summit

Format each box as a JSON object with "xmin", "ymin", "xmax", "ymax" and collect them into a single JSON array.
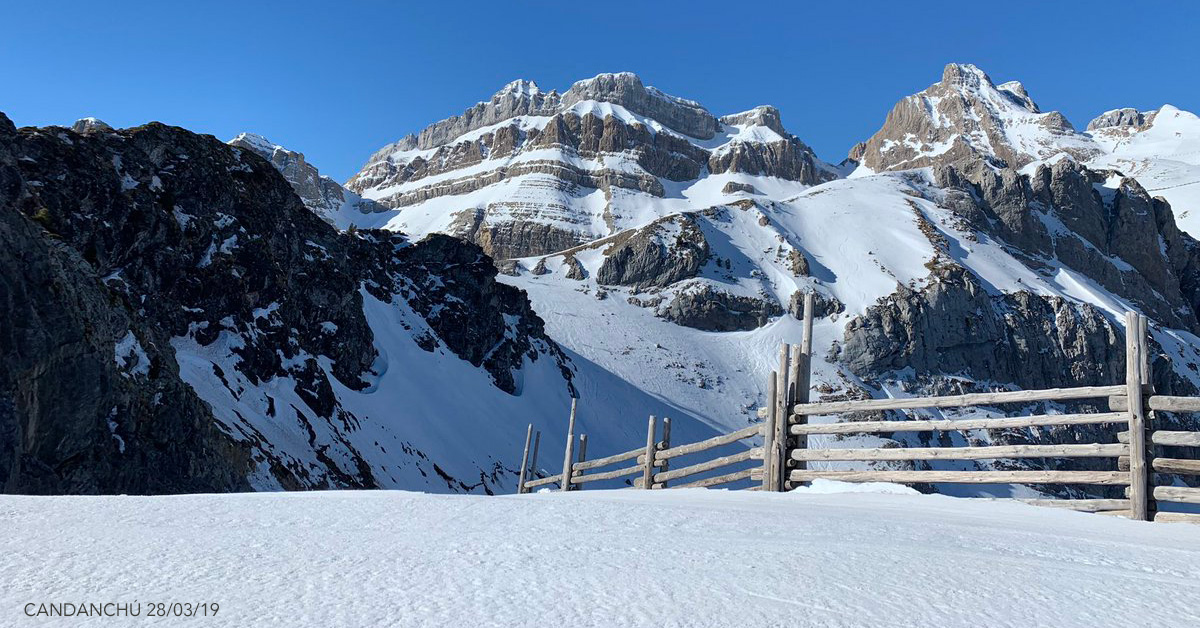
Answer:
[{"xmin": 853, "ymin": 63, "xmax": 1102, "ymax": 173}]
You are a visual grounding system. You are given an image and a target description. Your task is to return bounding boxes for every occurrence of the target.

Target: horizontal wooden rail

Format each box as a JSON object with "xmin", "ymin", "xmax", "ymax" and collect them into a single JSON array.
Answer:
[
  {"xmin": 1110, "ymin": 395, "xmax": 1200, "ymax": 413},
  {"xmin": 570, "ymin": 464, "xmax": 643, "ymax": 484},
  {"xmin": 789, "ymin": 412, "xmax": 1125, "ymax": 435},
  {"xmin": 1154, "ymin": 512, "xmax": 1200, "ymax": 524},
  {"xmin": 653, "ymin": 448, "xmax": 762, "ymax": 484},
  {"xmin": 672, "ymin": 468, "xmax": 757, "ymax": 489},
  {"xmin": 1153, "ymin": 486, "xmax": 1200, "ymax": 505},
  {"xmin": 655, "ymin": 424, "xmax": 762, "ymax": 461},
  {"xmin": 1119, "ymin": 457, "xmax": 1200, "ymax": 475},
  {"xmin": 1014, "ymin": 498, "xmax": 1130, "ymax": 513},
  {"xmin": 1117, "ymin": 430, "xmax": 1200, "ymax": 447},
  {"xmin": 792, "ymin": 443, "xmax": 1127, "ymax": 462},
  {"xmin": 787, "ymin": 470, "xmax": 1130, "ymax": 485},
  {"xmin": 523, "ymin": 475, "xmax": 560, "ymax": 490},
  {"xmin": 572, "ymin": 447, "xmax": 642, "ymax": 472},
  {"xmin": 1147, "ymin": 396, "xmax": 1200, "ymax": 413},
  {"xmin": 791, "ymin": 386, "xmax": 1125, "ymax": 416}
]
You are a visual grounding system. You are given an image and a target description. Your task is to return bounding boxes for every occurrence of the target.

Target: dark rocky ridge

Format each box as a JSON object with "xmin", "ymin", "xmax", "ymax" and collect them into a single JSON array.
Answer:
[{"xmin": 0, "ymin": 113, "xmax": 564, "ymax": 493}]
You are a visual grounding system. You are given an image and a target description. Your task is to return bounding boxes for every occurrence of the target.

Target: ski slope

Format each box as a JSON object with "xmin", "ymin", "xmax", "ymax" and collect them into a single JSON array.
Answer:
[{"xmin": 3, "ymin": 485, "xmax": 1198, "ymax": 627}]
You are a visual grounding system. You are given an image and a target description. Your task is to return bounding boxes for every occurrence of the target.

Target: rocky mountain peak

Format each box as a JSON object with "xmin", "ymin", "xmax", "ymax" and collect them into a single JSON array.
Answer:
[
  {"xmin": 854, "ymin": 63, "xmax": 1100, "ymax": 173},
  {"xmin": 228, "ymin": 132, "xmax": 383, "ymax": 227},
  {"xmin": 1087, "ymin": 107, "xmax": 1148, "ymax": 131},
  {"xmin": 561, "ymin": 72, "xmax": 718, "ymax": 139},
  {"xmin": 719, "ymin": 106, "xmax": 787, "ymax": 137},
  {"xmin": 71, "ymin": 117, "xmax": 113, "ymax": 134}
]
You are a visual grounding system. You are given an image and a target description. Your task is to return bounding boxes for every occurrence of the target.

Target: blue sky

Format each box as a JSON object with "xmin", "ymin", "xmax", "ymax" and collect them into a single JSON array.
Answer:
[{"xmin": 2, "ymin": 1, "xmax": 1197, "ymax": 181}]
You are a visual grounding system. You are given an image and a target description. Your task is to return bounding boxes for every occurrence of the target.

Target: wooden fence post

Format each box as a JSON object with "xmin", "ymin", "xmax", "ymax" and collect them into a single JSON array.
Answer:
[
  {"xmin": 1125, "ymin": 312, "xmax": 1150, "ymax": 521},
  {"xmin": 560, "ymin": 398, "xmax": 578, "ymax": 492},
  {"xmin": 641, "ymin": 415, "xmax": 658, "ymax": 489},
  {"xmin": 789, "ymin": 293, "xmax": 815, "ymax": 488},
  {"xmin": 659, "ymin": 417, "xmax": 672, "ymax": 488},
  {"xmin": 528, "ymin": 430, "xmax": 541, "ymax": 485},
  {"xmin": 573, "ymin": 432, "xmax": 588, "ymax": 492},
  {"xmin": 517, "ymin": 423, "xmax": 533, "ymax": 494},
  {"xmin": 762, "ymin": 370, "xmax": 779, "ymax": 491}
]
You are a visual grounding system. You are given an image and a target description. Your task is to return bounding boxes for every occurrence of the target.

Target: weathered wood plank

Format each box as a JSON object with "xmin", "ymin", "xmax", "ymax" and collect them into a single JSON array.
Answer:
[
  {"xmin": 1015, "ymin": 498, "xmax": 1131, "ymax": 513},
  {"xmin": 1148, "ymin": 396, "xmax": 1200, "ymax": 413},
  {"xmin": 1111, "ymin": 395, "xmax": 1200, "ymax": 413},
  {"xmin": 787, "ymin": 470, "xmax": 1130, "ymax": 485},
  {"xmin": 560, "ymin": 398, "xmax": 579, "ymax": 492},
  {"xmin": 571, "ymin": 464, "xmax": 642, "ymax": 484},
  {"xmin": 516, "ymin": 423, "xmax": 533, "ymax": 495},
  {"xmin": 791, "ymin": 386, "xmax": 1126, "ymax": 416},
  {"xmin": 790, "ymin": 412, "xmax": 1125, "ymax": 435},
  {"xmin": 1117, "ymin": 430, "xmax": 1200, "ymax": 447},
  {"xmin": 764, "ymin": 367, "xmax": 781, "ymax": 492},
  {"xmin": 792, "ymin": 443, "xmax": 1127, "ymax": 462},
  {"xmin": 658, "ymin": 416, "xmax": 672, "ymax": 488},
  {"xmin": 572, "ymin": 446, "xmax": 643, "ymax": 472},
  {"xmin": 1153, "ymin": 486, "xmax": 1200, "ymax": 505},
  {"xmin": 1151, "ymin": 458, "xmax": 1200, "ymax": 475},
  {"xmin": 523, "ymin": 475, "xmax": 560, "ymax": 489},
  {"xmin": 657, "ymin": 424, "xmax": 762, "ymax": 461},
  {"xmin": 1125, "ymin": 312, "xmax": 1150, "ymax": 520},
  {"xmin": 655, "ymin": 448, "xmax": 763, "ymax": 484},
  {"xmin": 1154, "ymin": 512, "xmax": 1200, "ymax": 524},
  {"xmin": 640, "ymin": 415, "xmax": 658, "ymax": 490},
  {"xmin": 672, "ymin": 468, "xmax": 757, "ymax": 489}
]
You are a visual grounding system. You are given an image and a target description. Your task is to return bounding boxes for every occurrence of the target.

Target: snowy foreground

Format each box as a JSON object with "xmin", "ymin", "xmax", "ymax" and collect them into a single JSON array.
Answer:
[{"xmin": 3, "ymin": 484, "xmax": 1199, "ymax": 627}]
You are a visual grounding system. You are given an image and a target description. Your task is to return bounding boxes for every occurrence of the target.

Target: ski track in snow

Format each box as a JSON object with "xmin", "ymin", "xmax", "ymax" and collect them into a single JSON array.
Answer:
[{"xmin": 2, "ymin": 486, "xmax": 1199, "ymax": 627}]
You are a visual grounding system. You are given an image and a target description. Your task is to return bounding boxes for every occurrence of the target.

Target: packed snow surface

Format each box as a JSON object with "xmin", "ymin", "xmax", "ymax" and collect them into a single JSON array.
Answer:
[{"xmin": 3, "ymin": 485, "xmax": 1198, "ymax": 627}]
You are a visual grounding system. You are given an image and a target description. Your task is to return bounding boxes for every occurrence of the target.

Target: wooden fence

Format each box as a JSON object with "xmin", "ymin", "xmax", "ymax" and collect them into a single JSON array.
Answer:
[{"xmin": 514, "ymin": 299, "xmax": 1200, "ymax": 523}]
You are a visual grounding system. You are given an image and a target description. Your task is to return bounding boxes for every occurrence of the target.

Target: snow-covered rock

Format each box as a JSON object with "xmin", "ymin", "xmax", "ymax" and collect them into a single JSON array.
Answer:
[{"xmin": 228, "ymin": 133, "xmax": 384, "ymax": 229}]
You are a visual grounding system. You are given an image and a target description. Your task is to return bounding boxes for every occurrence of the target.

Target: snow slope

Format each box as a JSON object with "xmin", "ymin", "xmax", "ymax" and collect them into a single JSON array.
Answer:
[
  {"xmin": 3, "ymin": 486, "xmax": 1198, "ymax": 627},
  {"xmin": 1089, "ymin": 105, "xmax": 1200, "ymax": 236}
]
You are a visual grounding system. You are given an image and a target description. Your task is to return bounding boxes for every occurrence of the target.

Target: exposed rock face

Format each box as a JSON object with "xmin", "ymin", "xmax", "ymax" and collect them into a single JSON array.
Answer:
[
  {"xmin": 856, "ymin": 63, "xmax": 1102, "ymax": 172},
  {"xmin": 561, "ymin": 72, "xmax": 719, "ymax": 139},
  {"xmin": 722, "ymin": 181, "xmax": 759, "ymax": 195},
  {"xmin": 228, "ymin": 133, "xmax": 383, "ymax": 226},
  {"xmin": 596, "ymin": 214, "xmax": 709, "ymax": 289},
  {"xmin": 416, "ymin": 80, "xmax": 561, "ymax": 150},
  {"xmin": 0, "ymin": 114, "xmax": 250, "ymax": 494},
  {"xmin": 346, "ymin": 72, "xmax": 833, "ymax": 260},
  {"xmin": 0, "ymin": 112, "xmax": 565, "ymax": 493},
  {"xmin": 70, "ymin": 117, "xmax": 112, "ymax": 134},
  {"xmin": 662, "ymin": 284, "xmax": 782, "ymax": 332},
  {"xmin": 931, "ymin": 158, "xmax": 1200, "ymax": 332},
  {"xmin": 1087, "ymin": 108, "xmax": 1148, "ymax": 132},
  {"xmin": 842, "ymin": 266, "xmax": 1125, "ymax": 390}
]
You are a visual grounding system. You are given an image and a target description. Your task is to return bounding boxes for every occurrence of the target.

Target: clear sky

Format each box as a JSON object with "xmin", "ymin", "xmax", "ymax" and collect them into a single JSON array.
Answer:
[{"xmin": 3, "ymin": 1, "xmax": 1197, "ymax": 182}]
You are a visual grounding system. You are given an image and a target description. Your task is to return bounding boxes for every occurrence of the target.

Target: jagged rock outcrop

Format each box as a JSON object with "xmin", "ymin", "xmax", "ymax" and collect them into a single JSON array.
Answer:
[
  {"xmin": 0, "ymin": 112, "xmax": 566, "ymax": 493},
  {"xmin": 841, "ymin": 266, "xmax": 1126, "ymax": 390},
  {"xmin": 662, "ymin": 284, "xmax": 782, "ymax": 332},
  {"xmin": 856, "ymin": 63, "xmax": 1102, "ymax": 172},
  {"xmin": 1087, "ymin": 108, "xmax": 1148, "ymax": 132},
  {"xmin": 597, "ymin": 214, "xmax": 709, "ymax": 289},
  {"xmin": 561, "ymin": 72, "xmax": 719, "ymax": 139},
  {"xmin": 931, "ymin": 158, "xmax": 1200, "ymax": 331},
  {"xmin": 228, "ymin": 133, "xmax": 383, "ymax": 226}
]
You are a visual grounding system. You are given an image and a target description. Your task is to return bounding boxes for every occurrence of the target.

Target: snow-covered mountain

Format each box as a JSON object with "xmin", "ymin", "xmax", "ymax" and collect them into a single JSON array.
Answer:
[
  {"xmin": 0, "ymin": 114, "xmax": 719, "ymax": 495},
  {"xmin": 3, "ymin": 63, "xmax": 1199, "ymax": 497},
  {"xmin": 1087, "ymin": 104, "xmax": 1200, "ymax": 236},
  {"xmin": 850, "ymin": 63, "xmax": 1103, "ymax": 174},
  {"xmin": 334, "ymin": 65, "xmax": 1200, "ymax": 496}
]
